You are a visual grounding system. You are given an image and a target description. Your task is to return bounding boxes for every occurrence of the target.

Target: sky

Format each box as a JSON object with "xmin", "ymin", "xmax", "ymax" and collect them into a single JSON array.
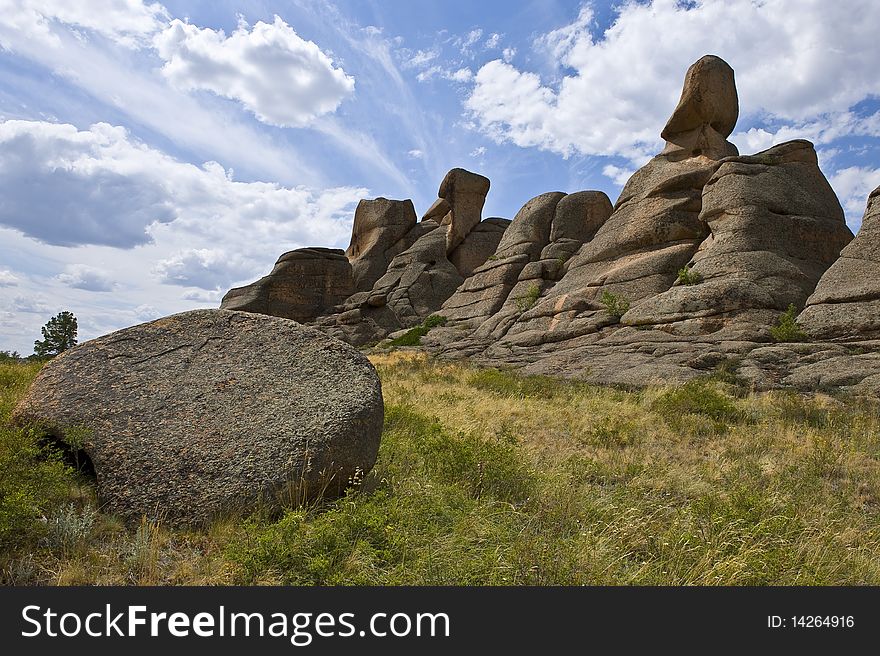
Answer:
[{"xmin": 2, "ymin": 0, "xmax": 880, "ymax": 355}]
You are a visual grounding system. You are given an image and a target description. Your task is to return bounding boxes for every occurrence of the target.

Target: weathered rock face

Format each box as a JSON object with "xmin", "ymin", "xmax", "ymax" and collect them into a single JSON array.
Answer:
[
  {"xmin": 799, "ymin": 185, "xmax": 880, "ymax": 339},
  {"xmin": 435, "ymin": 168, "xmax": 491, "ymax": 253},
  {"xmin": 346, "ymin": 198, "xmax": 418, "ymax": 292},
  {"xmin": 661, "ymin": 54, "xmax": 739, "ymax": 161},
  {"xmin": 625, "ymin": 140, "xmax": 853, "ymax": 336},
  {"xmin": 221, "ymin": 248, "xmax": 354, "ymax": 323},
  {"xmin": 449, "ymin": 217, "xmax": 510, "ymax": 278},
  {"xmin": 13, "ymin": 310, "xmax": 384, "ymax": 525},
  {"xmin": 441, "ymin": 192, "xmax": 566, "ymax": 325}
]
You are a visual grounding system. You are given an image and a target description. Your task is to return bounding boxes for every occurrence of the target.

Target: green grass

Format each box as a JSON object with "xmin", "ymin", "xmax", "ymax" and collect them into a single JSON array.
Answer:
[
  {"xmin": 771, "ymin": 304, "xmax": 809, "ymax": 343},
  {"xmin": 386, "ymin": 315, "xmax": 448, "ymax": 347},
  {"xmin": 600, "ymin": 290, "xmax": 630, "ymax": 320},
  {"xmin": 514, "ymin": 283, "xmax": 541, "ymax": 311},
  {"xmin": 677, "ymin": 266, "xmax": 703, "ymax": 285},
  {"xmin": 2, "ymin": 353, "xmax": 880, "ymax": 585}
]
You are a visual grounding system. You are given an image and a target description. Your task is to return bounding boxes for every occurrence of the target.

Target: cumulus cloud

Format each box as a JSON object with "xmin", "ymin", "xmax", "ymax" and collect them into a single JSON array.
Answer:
[
  {"xmin": 181, "ymin": 289, "xmax": 223, "ymax": 303},
  {"xmin": 829, "ymin": 166, "xmax": 880, "ymax": 228},
  {"xmin": 0, "ymin": 269, "xmax": 18, "ymax": 287},
  {"xmin": 465, "ymin": 1, "xmax": 880, "ymax": 164},
  {"xmin": 152, "ymin": 248, "xmax": 256, "ymax": 289},
  {"xmin": 0, "ymin": 121, "xmax": 175, "ymax": 247},
  {"xmin": 484, "ymin": 33, "xmax": 501, "ymax": 49},
  {"xmin": 133, "ymin": 304, "xmax": 160, "ymax": 321},
  {"xmin": 154, "ymin": 16, "xmax": 355, "ymax": 127},
  {"xmin": 602, "ymin": 164, "xmax": 635, "ymax": 187},
  {"xmin": 9, "ymin": 294, "xmax": 51, "ymax": 314},
  {"xmin": 57, "ymin": 264, "xmax": 117, "ymax": 292},
  {"xmin": 0, "ymin": 120, "xmax": 366, "ymax": 253},
  {"xmin": 2, "ymin": 0, "xmax": 168, "ymax": 48}
]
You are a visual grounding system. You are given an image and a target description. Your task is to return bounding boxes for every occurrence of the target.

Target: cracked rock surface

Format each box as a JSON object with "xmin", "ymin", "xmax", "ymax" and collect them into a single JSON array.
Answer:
[{"xmin": 13, "ymin": 309, "xmax": 384, "ymax": 525}]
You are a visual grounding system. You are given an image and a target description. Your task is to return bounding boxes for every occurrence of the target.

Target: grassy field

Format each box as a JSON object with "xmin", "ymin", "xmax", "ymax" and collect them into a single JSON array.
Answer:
[{"xmin": 2, "ymin": 351, "xmax": 880, "ymax": 585}]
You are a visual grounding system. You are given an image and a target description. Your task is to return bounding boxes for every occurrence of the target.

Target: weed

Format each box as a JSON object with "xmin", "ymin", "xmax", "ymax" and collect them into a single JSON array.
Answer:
[
  {"xmin": 600, "ymin": 290, "xmax": 630, "ymax": 320},
  {"xmin": 515, "ymin": 283, "xmax": 541, "ymax": 311},
  {"xmin": 771, "ymin": 304, "xmax": 808, "ymax": 343},
  {"xmin": 676, "ymin": 267, "xmax": 703, "ymax": 285}
]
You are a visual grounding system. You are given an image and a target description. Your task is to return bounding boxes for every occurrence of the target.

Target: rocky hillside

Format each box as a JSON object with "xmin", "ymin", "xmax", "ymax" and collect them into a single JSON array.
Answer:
[{"xmin": 222, "ymin": 55, "xmax": 880, "ymax": 396}]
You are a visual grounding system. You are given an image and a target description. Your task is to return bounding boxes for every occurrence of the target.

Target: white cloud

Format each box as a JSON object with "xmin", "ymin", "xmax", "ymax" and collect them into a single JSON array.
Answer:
[
  {"xmin": 57, "ymin": 264, "xmax": 117, "ymax": 292},
  {"xmin": 154, "ymin": 16, "xmax": 355, "ymax": 128},
  {"xmin": 459, "ymin": 28, "xmax": 483, "ymax": 55},
  {"xmin": 133, "ymin": 304, "xmax": 160, "ymax": 321},
  {"xmin": 485, "ymin": 33, "xmax": 501, "ymax": 49},
  {"xmin": 0, "ymin": 269, "xmax": 18, "ymax": 287},
  {"xmin": 502, "ymin": 47, "xmax": 516, "ymax": 63},
  {"xmin": 181, "ymin": 289, "xmax": 223, "ymax": 303},
  {"xmin": 2, "ymin": 0, "xmax": 168, "ymax": 48},
  {"xmin": 8, "ymin": 294, "xmax": 51, "ymax": 314},
  {"xmin": 829, "ymin": 166, "xmax": 880, "ymax": 229},
  {"xmin": 404, "ymin": 48, "xmax": 440, "ymax": 68},
  {"xmin": 152, "ymin": 248, "xmax": 255, "ymax": 289},
  {"xmin": 0, "ymin": 120, "xmax": 366, "ymax": 253},
  {"xmin": 470, "ymin": 146, "xmax": 486, "ymax": 157},
  {"xmin": 465, "ymin": 1, "xmax": 880, "ymax": 164},
  {"xmin": 449, "ymin": 67, "xmax": 474, "ymax": 83},
  {"xmin": 602, "ymin": 164, "xmax": 635, "ymax": 187},
  {"xmin": 408, "ymin": 149, "xmax": 424, "ymax": 159}
]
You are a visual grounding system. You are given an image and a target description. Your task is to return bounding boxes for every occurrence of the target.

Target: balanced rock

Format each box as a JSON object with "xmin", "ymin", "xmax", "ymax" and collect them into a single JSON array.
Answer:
[
  {"xmin": 495, "ymin": 55, "xmax": 739, "ymax": 346},
  {"xmin": 221, "ymin": 247, "xmax": 354, "ymax": 323},
  {"xmin": 346, "ymin": 198, "xmax": 418, "ymax": 292},
  {"xmin": 435, "ymin": 168, "xmax": 491, "ymax": 253},
  {"xmin": 799, "ymin": 185, "xmax": 880, "ymax": 339},
  {"xmin": 13, "ymin": 310, "xmax": 384, "ymax": 525},
  {"xmin": 625, "ymin": 140, "xmax": 853, "ymax": 335}
]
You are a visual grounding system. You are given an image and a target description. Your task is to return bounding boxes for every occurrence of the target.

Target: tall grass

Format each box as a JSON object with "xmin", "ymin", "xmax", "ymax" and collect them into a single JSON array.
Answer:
[{"xmin": 2, "ymin": 353, "xmax": 880, "ymax": 585}]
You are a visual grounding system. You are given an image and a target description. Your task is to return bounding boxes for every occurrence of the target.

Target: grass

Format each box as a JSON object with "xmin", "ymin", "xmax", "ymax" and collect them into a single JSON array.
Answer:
[
  {"xmin": 386, "ymin": 315, "xmax": 447, "ymax": 347},
  {"xmin": 600, "ymin": 290, "xmax": 630, "ymax": 320},
  {"xmin": 677, "ymin": 266, "xmax": 703, "ymax": 285},
  {"xmin": 771, "ymin": 304, "xmax": 809, "ymax": 343},
  {"xmin": 514, "ymin": 283, "xmax": 541, "ymax": 311},
  {"xmin": 3, "ymin": 353, "xmax": 880, "ymax": 585}
]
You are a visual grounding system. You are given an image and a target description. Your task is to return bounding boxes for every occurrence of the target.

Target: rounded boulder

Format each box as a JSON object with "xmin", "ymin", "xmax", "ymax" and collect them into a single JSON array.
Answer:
[{"xmin": 13, "ymin": 309, "xmax": 384, "ymax": 525}]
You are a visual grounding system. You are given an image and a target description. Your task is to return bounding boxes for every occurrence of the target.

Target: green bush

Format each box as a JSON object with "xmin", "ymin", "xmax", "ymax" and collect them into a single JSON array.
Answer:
[
  {"xmin": 515, "ymin": 283, "xmax": 541, "ymax": 311},
  {"xmin": 387, "ymin": 315, "xmax": 448, "ymax": 347},
  {"xmin": 771, "ymin": 304, "xmax": 808, "ymax": 343},
  {"xmin": 652, "ymin": 380, "xmax": 742, "ymax": 433},
  {"xmin": 600, "ymin": 290, "xmax": 630, "ymax": 320},
  {"xmin": 676, "ymin": 267, "xmax": 703, "ymax": 285}
]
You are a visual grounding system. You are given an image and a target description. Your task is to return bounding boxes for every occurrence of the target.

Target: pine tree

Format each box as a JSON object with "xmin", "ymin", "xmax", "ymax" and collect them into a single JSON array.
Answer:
[{"xmin": 34, "ymin": 311, "xmax": 78, "ymax": 357}]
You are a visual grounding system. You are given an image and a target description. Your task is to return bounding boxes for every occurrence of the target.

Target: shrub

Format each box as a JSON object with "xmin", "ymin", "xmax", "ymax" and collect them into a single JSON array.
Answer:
[
  {"xmin": 387, "ymin": 315, "xmax": 448, "ymax": 348},
  {"xmin": 515, "ymin": 283, "xmax": 541, "ymax": 311},
  {"xmin": 770, "ymin": 304, "xmax": 808, "ymax": 343},
  {"xmin": 676, "ymin": 267, "xmax": 703, "ymax": 285},
  {"xmin": 600, "ymin": 290, "xmax": 630, "ymax": 320},
  {"xmin": 652, "ymin": 380, "xmax": 742, "ymax": 433}
]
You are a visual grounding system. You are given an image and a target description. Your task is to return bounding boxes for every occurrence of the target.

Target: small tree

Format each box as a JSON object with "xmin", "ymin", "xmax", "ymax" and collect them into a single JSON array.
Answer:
[{"xmin": 34, "ymin": 311, "xmax": 78, "ymax": 357}]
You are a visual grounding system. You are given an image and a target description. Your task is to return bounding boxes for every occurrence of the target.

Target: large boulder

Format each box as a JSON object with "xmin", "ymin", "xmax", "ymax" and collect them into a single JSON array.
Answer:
[
  {"xmin": 221, "ymin": 247, "xmax": 354, "ymax": 323},
  {"xmin": 799, "ymin": 185, "xmax": 880, "ymax": 339},
  {"xmin": 13, "ymin": 310, "xmax": 384, "ymax": 525},
  {"xmin": 624, "ymin": 140, "xmax": 853, "ymax": 335},
  {"xmin": 346, "ymin": 198, "xmax": 418, "ymax": 292}
]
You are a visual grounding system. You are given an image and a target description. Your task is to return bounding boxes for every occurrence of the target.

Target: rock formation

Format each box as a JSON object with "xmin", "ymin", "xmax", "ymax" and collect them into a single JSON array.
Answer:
[
  {"xmin": 13, "ymin": 310, "xmax": 384, "ymax": 525},
  {"xmin": 221, "ymin": 247, "xmax": 354, "ymax": 322},
  {"xmin": 799, "ymin": 185, "xmax": 880, "ymax": 339},
  {"xmin": 214, "ymin": 53, "xmax": 880, "ymax": 396}
]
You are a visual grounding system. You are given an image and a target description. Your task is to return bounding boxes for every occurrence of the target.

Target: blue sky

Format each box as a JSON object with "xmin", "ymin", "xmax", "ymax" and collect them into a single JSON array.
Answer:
[{"xmin": 2, "ymin": 0, "xmax": 880, "ymax": 354}]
